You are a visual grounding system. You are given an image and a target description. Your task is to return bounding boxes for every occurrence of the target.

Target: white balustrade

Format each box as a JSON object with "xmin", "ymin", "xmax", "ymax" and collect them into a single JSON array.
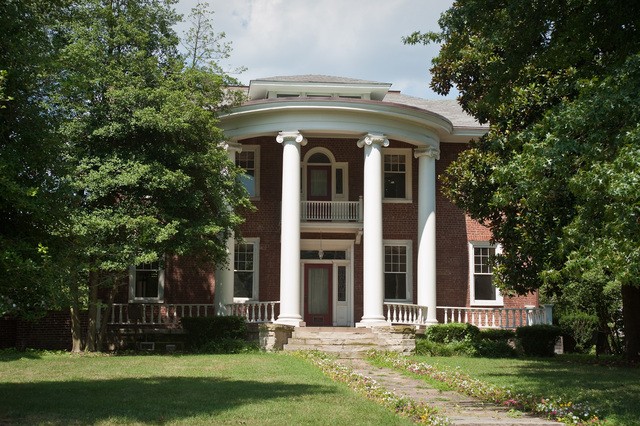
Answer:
[
  {"xmin": 437, "ymin": 306, "xmax": 551, "ymax": 329},
  {"xmin": 384, "ymin": 303, "xmax": 429, "ymax": 325},
  {"xmin": 226, "ymin": 301, "xmax": 279, "ymax": 323},
  {"xmin": 108, "ymin": 303, "xmax": 215, "ymax": 325},
  {"xmin": 301, "ymin": 199, "xmax": 362, "ymax": 222}
]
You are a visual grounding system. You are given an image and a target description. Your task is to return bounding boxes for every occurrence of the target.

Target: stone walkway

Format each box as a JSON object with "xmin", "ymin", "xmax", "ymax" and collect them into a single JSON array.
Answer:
[{"xmin": 338, "ymin": 359, "xmax": 560, "ymax": 426}]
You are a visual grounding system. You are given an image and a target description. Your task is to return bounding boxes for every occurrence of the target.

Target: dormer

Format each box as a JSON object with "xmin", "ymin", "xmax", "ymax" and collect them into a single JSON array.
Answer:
[{"xmin": 247, "ymin": 75, "xmax": 392, "ymax": 101}]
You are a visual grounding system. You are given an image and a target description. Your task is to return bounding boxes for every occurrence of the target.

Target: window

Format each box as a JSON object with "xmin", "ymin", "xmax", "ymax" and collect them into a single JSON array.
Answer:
[
  {"xmin": 234, "ymin": 238, "xmax": 259, "ymax": 301},
  {"xmin": 236, "ymin": 146, "xmax": 259, "ymax": 198},
  {"xmin": 383, "ymin": 149, "xmax": 412, "ymax": 201},
  {"xmin": 337, "ymin": 266, "xmax": 347, "ymax": 302},
  {"xmin": 129, "ymin": 261, "xmax": 164, "ymax": 302},
  {"xmin": 384, "ymin": 241, "xmax": 412, "ymax": 301},
  {"xmin": 469, "ymin": 243, "xmax": 503, "ymax": 306}
]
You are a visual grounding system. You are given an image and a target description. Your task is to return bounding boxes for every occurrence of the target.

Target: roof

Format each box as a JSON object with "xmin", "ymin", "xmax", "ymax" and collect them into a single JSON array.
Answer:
[
  {"xmin": 252, "ymin": 75, "xmax": 390, "ymax": 86},
  {"xmin": 382, "ymin": 92, "xmax": 482, "ymax": 128},
  {"xmin": 223, "ymin": 75, "xmax": 486, "ymax": 143}
]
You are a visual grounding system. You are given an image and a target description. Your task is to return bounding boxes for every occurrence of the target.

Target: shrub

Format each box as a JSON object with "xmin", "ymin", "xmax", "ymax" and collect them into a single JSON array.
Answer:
[
  {"xmin": 198, "ymin": 338, "xmax": 259, "ymax": 354},
  {"xmin": 473, "ymin": 329, "xmax": 517, "ymax": 358},
  {"xmin": 477, "ymin": 328, "xmax": 515, "ymax": 342},
  {"xmin": 415, "ymin": 337, "xmax": 476, "ymax": 356},
  {"xmin": 559, "ymin": 312, "xmax": 598, "ymax": 353},
  {"xmin": 424, "ymin": 323, "xmax": 480, "ymax": 343},
  {"xmin": 181, "ymin": 316, "xmax": 247, "ymax": 351},
  {"xmin": 516, "ymin": 325, "xmax": 562, "ymax": 357}
]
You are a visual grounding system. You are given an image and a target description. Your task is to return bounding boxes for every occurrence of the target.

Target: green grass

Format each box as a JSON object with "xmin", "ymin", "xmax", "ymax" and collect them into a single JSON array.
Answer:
[
  {"xmin": 0, "ymin": 351, "xmax": 412, "ymax": 425},
  {"xmin": 411, "ymin": 355, "xmax": 640, "ymax": 425}
]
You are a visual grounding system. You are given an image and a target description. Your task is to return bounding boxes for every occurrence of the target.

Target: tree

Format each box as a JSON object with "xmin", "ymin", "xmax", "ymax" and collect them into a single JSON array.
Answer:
[
  {"xmin": 0, "ymin": 0, "xmax": 70, "ymax": 321},
  {"xmin": 53, "ymin": 0, "xmax": 250, "ymax": 351},
  {"xmin": 406, "ymin": 0, "xmax": 640, "ymax": 360}
]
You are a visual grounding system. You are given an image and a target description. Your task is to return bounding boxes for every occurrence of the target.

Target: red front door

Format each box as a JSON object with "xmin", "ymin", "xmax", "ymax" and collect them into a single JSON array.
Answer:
[{"xmin": 304, "ymin": 264, "xmax": 332, "ymax": 326}]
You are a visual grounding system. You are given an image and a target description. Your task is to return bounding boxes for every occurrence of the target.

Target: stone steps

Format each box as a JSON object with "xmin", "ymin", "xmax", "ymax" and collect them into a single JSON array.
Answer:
[{"xmin": 282, "ymin": 326, "xmax": 416, "ymax": 358}]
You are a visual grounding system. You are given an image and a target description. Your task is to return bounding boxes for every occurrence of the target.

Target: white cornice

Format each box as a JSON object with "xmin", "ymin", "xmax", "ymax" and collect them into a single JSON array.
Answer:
[{"xmin": 219, "ymin": 99, "xmax": 462, "ymax": 147}]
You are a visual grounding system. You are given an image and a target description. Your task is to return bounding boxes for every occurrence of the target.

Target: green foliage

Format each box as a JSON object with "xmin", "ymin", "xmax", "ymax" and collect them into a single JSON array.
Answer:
[
  {"xmin": 472, "ymin": 329, "xmax": 517, "ymax": 358},
  {"xmin": 197, "ymin": 338, "xmax": 259, "ymax": 354},
  {"xmin": 181, "ymin": 316, "xmax": 248, "ymax": 351},
  {"xmin": 477, "ymin": 329, "xmax": 515, "ymax": 342},
  {"xmin": 415, "ymin": 337, "xmax": 476, "ymax": 357},
  {"xmin": 424, "ymin": 323, "xmax": 480, "ymax": 343},
  {"xmin": 559, "ymin": 312, "xmax": 598, "ymax": 353},
  {"xmin": 408, "ymin": 0, "xmax": 640, "ymax": 360},
  {"xmin": 418, "ymin": 326, "xmax": 516, "ymax": 358},
  {"xmin": 516, "ymin": 325, "xmax": 562, "ymax": 357}
]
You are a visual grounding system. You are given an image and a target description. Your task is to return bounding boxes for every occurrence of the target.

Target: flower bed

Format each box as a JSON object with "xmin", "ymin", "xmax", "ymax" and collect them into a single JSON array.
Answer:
[{"xmin": 368, "ymin": 352, "xmax": 604, "ymax": 425}]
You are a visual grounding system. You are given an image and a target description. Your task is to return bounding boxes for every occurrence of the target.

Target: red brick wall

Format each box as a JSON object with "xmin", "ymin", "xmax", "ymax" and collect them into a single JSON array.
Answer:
[
  {"xmin": 109, "ymin": 255, "xmax": 216, "ymax": 305},
  {"xmin": 0, "ymin": 317, "xmax": 17, "ymax": 349},
  {"xmin": 11, "ymin": 311, "xmax": 88, "ymax": 351}
]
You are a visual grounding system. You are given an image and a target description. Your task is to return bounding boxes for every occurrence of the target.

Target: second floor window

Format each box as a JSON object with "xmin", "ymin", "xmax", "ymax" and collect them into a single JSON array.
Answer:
[
  {"xmin": 236, "ymin": 146, "xmax": 259, "ymax": 198},
  {"xmin": 383, "ymin": 149, "xmax": 412, "ymax": 201}
]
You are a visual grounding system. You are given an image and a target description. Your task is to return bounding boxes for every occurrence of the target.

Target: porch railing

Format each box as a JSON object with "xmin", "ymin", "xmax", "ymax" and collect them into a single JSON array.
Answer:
[
  {"xmin": 107, "ymin": 303, "xmax": 215, "ymax": 326},
  {"xmin": 226, "ymin": 301, "xmax": 279, "ymax": 323},
  {"xmin": 437, "ymin": 305, "xmax": 553, "ymax": 329},
  {"xmin": 384, "ymin": 302, "xmax": 429, "ymax": 325},
  {"xmin": 301, "ymin": 198, "xmax": 363, "ymax": 222}
]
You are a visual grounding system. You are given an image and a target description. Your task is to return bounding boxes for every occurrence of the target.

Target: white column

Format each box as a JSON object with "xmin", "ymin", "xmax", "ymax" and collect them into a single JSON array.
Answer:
[
  {"xmin": 275, "ymin": 131, "xmax": 307, "ymax": 326},
  {"xmin": 356, "ymin": 133, "xmax": 389, "ymax": 327},
  {"xmin": 215, "ymin": 141, "xmax": 243, "ymax": 315},
  {"xmin": 415, "ymin": 146, "xmax": 440, "ymax": 324}
]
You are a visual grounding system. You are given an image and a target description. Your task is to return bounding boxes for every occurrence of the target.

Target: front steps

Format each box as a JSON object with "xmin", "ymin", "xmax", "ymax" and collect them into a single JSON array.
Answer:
[{"xmin": 283, "ymin": 326, "xmax": 416, "ymax": 358}]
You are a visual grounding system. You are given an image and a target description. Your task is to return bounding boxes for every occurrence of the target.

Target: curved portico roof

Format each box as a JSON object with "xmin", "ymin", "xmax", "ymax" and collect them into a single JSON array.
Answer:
[{"xmin": 219, "ymin": 75, "xmax": 486, "ymax": 146}]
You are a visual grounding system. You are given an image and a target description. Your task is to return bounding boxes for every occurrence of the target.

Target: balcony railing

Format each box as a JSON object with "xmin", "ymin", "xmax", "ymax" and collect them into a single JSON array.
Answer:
[
  {"xmin": 301, "ymin": 197, "xmax": 363, "ymax": 222},
  {"xmin": 437, "ymin": 305, "xmax": 553, "ymax": 329}
]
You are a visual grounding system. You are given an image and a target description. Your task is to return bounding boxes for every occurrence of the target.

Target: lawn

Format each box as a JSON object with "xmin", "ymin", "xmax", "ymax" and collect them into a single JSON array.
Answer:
[
  {"xmin": 410, "ymin": 355, "xmax": 640, "ymax": 425},
  {"xmin": 0, "ymin": 351, "xmax": 412, "ymax": 425}
]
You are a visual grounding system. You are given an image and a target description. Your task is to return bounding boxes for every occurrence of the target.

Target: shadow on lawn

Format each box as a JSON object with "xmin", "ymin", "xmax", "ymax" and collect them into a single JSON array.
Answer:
[
  {"xmin": 0, "ymin": 376, "xmax": 334, "ymax": 424},
  {"xmin": 0, "ymin": 349, "xmax": 42, "ymax": 362},
  {"xmin": 487, "ymin": 359, "xmax": 640, "ymax": 424}
]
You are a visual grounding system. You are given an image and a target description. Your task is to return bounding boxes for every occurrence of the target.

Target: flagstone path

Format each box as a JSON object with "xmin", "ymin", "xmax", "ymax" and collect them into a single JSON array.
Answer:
[{"xmin": 338, "ymin": 359, "xmax": 561, "ymax": 425}]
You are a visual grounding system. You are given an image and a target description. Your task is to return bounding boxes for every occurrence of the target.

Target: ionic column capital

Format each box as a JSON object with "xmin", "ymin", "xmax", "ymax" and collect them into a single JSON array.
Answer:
[
  {"xmin": 219, "ymin": 141, "xmax": 243, "ymax": 154},
  {"xmin": 414, "ymin": 146, "xmax": 440, "ymax": 160},
  {"xmin": 357, "ymin": 133, "xmax": 389, "ymax": 148},
  {"xmin": 276, "ymin": 131, "xmax": 307, "ymax": 146}
]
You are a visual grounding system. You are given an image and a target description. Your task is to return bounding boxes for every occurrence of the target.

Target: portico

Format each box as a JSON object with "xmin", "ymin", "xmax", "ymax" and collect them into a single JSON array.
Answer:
[{"xmin": 215, "ymin": 75, "xmax": 491, "ymax": 329}]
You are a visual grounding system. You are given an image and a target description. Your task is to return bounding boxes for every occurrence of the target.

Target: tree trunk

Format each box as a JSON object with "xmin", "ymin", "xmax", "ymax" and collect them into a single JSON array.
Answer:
[
  {"xmin": 69, "ymin": 273, "xmax": 83, "ymax": 352},
  {"xmin": 621, "ymin": 284, "xmax": 640, "ymax": 362},
  {"xmin": 86, "ymin": 271, "xmax": 99, "ymax": 352},
  {"xmin": 96, "ymin": 278, "xmax": 117, "ymax": 351}
]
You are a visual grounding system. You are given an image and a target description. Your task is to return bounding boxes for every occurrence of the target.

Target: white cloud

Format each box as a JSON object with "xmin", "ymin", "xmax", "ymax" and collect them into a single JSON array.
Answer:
[{"xmin": 175, "ymin": 0, "xmax": 454, "ymax": 99}]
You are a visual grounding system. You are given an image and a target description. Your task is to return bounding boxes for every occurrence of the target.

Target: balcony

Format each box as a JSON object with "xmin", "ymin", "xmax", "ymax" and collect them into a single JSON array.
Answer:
[{"xmin": 301, "ymin": 197, "xmax": 363, "ymax": 222}]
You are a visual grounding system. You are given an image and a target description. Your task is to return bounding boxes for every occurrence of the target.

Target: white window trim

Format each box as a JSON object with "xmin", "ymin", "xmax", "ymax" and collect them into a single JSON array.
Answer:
[
  {"xmin": 233, "ymin": 237, "xmax": 260, "ymax": 303},
  {"xmin": 383, "ymin": 239, "xmax": 413, "ymax": 303},
  {"xmin": 129, "ymin": 261, "xmax": 165, "ymax": 303},
  {"xmin": 382, "ymin": 148, "xmax": 413, "ymax": 203},
  {"xmin": 237, "ymin": 145, "xmax": 260, "ymax": 200},
  {"xmin": 469, "ymin": 241, "xmax": 504, "ymax": 306},
  {"xmin": 301, "ymin": 147, "xmax": 349, "ymax": 201}
]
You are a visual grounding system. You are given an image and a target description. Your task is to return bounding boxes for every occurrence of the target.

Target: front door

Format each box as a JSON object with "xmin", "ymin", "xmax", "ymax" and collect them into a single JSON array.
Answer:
[{"xmin": 304, "ymin": 264, "xmax": 332, "ymax": 326}]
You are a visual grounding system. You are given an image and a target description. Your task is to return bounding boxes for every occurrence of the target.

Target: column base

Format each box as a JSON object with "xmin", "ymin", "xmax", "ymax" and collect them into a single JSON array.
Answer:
[
  {"xmin": 275, "ymin": 316, "xmax": 306, "ymax": 327},
  {"xmin": 355, "ymin": 317, "xmax": 389, "ymax": 328}
]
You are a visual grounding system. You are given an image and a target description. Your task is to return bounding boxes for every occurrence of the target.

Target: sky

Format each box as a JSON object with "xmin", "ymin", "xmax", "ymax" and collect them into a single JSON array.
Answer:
[{"xmin": 174, "ymin": 0, "xmax": 455, "ymax": 99}]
